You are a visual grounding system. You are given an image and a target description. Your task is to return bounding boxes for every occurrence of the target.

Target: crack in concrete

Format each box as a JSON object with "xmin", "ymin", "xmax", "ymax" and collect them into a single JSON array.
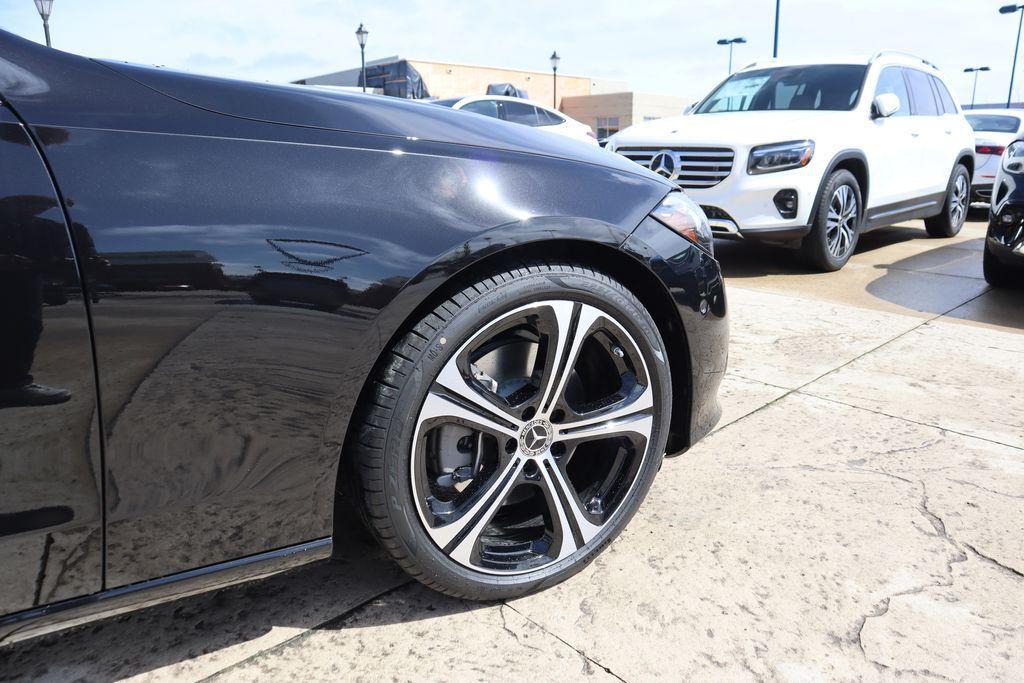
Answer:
[
  {"xmin": 503, "ymin": 602, "xmax": 627, "ymax": 682},
  {"xmin": 962, "ymin": 543, "xmax": 1024, "ymax": 580},
  {"xmin": 948, "ymin": 478, "xmax": 1024, "ymax": 500},
  {"xmin": 497, "ymin": 603, "xmax": 543, "ymax": 654},
  {"xmin": 852, "ymin": 474, "xmax": 984, "ymax": 679}
]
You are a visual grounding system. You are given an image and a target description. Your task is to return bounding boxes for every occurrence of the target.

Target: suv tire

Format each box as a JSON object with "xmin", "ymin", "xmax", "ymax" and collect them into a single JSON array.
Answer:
[
  {"xmin": 347, "ymin": 263, "xmax": 672, "ymax": 600},
  {"xmin": 802, "ymin": 169, "xmax": 862, "ymax": 272},
  {"xmin": 925, "ymin": 164, "xmax": 969, "ymax": 238}
]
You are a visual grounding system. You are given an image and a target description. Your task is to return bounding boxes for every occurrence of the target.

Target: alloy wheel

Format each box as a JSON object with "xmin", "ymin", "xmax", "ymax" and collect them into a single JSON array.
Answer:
[
  {"xmin": 950, "ymin": 174, "xmax": 968, "ymax": 228},
  {"xmin": 410, "ymin": 299, "xmax": 655, "ymax": 575},
  {"xmin": 826, "ymin": 184, "xmax": 858, "ymax": 259}
]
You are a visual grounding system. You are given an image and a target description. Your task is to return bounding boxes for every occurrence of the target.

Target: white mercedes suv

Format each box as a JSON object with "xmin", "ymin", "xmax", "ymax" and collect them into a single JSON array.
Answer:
[{"xmin": 606, "ymin": 52, "xmax": 975, "ymax": 270}]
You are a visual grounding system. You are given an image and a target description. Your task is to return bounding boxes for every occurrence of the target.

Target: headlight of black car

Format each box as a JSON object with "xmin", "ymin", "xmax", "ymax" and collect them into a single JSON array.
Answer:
[
  {"xmin": 650, "ymin": 192, "xmax": 713, "ymax": 255},
  {"xmin": 1003, "ymin": 141, "xmax": 1024, "ymax": 173},
  {"xmin": 748, "ymin": 140, "xmax": 815, "ymax": 175}
]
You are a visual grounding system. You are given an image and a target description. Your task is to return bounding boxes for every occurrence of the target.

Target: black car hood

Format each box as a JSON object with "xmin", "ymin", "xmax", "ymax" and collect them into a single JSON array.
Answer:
[{"xmin": 100, "ymin": 60, "xmax": 663, "ymax": 182}]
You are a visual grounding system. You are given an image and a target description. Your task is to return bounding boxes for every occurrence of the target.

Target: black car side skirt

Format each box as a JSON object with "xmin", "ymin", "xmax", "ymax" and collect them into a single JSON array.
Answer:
[{"xmin": 0, "ymin": 537, "xmax": 332, "ymax": 645}]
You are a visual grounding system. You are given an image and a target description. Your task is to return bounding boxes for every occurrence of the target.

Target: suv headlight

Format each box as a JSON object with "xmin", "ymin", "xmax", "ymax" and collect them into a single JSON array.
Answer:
[
  {"xmin": 1003, "ymin": 141, "xmax": 1024, "ymax": 173},
  {"xmin": 748, "ymin": 140, "xmax": 815, "ymax": 175},
  {"xmin": 650, "ymin": 192, "xmax": 713, "ymax": 255}
]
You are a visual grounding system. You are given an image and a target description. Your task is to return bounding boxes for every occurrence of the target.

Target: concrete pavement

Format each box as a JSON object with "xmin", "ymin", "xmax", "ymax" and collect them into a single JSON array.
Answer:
[{"xmin": 2, "ymin": 214, "xmax": 1022, "ymax": 681}]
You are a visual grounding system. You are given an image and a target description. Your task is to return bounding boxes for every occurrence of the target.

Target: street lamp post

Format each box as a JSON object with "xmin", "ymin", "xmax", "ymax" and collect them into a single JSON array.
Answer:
[
  {"xmin": 716, "ymin": 37, "xmax": 747, "ymax": 74},
  {"xmin": 355, "ymin": 23, "xmax": 368, "ymax": 93},
  {"xmin": 1000, "ymin": 4, "xmax": 1024, "ymax": 107},
  {"xmin": 34, "ymin": 0, "xmax": 53, "ymax": 48},
  {"xmin": 550, "ymin": 51, "xmax": 560, "ymax": 108},
  {"xmin": 963, "ymin": 66, "xmax": 991, "ymax": 109},
  {"xmin": 772, "ymin": 0, "xmax": 780, "ymax": 58}
]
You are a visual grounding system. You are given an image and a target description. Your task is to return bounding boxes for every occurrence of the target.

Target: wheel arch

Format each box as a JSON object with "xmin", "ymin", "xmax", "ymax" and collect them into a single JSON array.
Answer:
[
  {"xmin": 334, "ymin": 235, "xmax": 693, "ymax": 534},
  {"xmin": 955, "ymin": 149, "xmax": 974, "ymax": 178},
  {"xmin": 808, "ymin": 150, "xmax": 870, "ymax": 222}
]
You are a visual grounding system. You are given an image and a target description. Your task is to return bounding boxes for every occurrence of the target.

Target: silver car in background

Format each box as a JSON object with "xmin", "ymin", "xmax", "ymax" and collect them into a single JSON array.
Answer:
[{"xmin": 966, "ymin": 109, "xmax": 1024, "ymax": 202}]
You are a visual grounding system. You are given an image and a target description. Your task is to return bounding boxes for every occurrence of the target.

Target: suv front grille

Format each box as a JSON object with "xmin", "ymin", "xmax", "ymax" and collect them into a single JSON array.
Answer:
[{"xmin": 616, "ymin": 146, "xmax": 734, "ymax": 188}]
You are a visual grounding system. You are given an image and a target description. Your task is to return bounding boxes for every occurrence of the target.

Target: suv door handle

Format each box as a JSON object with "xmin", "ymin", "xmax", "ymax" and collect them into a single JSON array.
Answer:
[{"xmin": 911, "ymin": 132, "xmax": 920, "ymax": 137}]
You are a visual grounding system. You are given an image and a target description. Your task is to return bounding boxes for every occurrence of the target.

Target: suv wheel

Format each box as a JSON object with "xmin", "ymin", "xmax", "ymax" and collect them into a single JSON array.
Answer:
[
  {"xmin": 925, "ymin": 164, "xmax": 969, "ymax": 238},
  {"xmin": 348, "ymin": 263, "xmax": 672, "ymax": 599},
  {"xmin": 803, "ymin": 169, "xmax": 862, "ymax": 271}
]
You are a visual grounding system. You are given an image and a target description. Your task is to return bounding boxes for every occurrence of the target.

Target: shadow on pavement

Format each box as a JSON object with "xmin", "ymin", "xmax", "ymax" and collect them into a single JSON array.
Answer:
[
  {"xmin": 714, "ymin": 223, "xmax": 932, "ymax": 280},
  {"xmin": 942, "ymin": 286, "xmax": 1024, "ymax": 332},
  {"xmin": 0, "ymin": 509, "xmax": 485, "ymax": 681}
]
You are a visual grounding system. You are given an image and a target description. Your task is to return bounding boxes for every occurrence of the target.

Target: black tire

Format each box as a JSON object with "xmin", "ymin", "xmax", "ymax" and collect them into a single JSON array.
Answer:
[
  {"xmin": 802, "ymin": 169, "xmax": 862, "ymax": 272},
  {"xmin": 983, "ymin": 242, "xmax": 1021, "ymax": 288},
  {"xmin": 347, "ymin": 263, "xmax": 672, "ymax": 600},
  {"xmin": 925, "ymin": 164, "xmax": 970, "ymax": 238}
]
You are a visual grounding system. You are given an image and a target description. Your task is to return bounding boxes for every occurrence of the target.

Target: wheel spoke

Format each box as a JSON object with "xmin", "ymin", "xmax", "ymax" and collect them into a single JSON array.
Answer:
[
  {"xmin": 539, "ymin": 453, "xmax": 603, "ymax": 551},
  {"xmin": 435, "ymin": 350, "xmax": 522, "ymax": 426},
  {"xmin": 537, "ymin": 303, "xmax": 603, "ymax": 416},
  {"xmin": 438, "ymin": 456, "xmax": 525, "ymax": 560},
  {"xmin": 534, "ymin": 300, "xmax": 579, "ymax": 412},
  {"xmin": 556, "ymin": 397, "xmax": 654, "ymax": 442},
  {"xmin": 418, "ymin": 390, "xmax": 519, "ymax": 440}
]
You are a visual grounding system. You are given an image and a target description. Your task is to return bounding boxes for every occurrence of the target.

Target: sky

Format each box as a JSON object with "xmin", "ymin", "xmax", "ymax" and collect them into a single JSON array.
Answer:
[{"xmin": 1, "ymin": 0, "xmax": 1022, "ymax": 107}]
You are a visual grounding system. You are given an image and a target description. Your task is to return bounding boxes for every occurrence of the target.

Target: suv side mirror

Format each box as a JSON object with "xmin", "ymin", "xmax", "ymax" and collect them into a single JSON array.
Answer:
[
  {"xmin": 873, "ymin": 93, "xmax": 901, "ymax": 118},
  {"xmin": 683, "ymin": 102, "xmax": 697, "ymax": 115}
]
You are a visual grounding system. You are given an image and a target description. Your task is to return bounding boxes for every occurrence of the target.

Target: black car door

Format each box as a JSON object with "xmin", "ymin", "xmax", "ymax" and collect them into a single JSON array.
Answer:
[{"xmin": 0, "ymin": 102, "xmax": 102, "ymax": 615}]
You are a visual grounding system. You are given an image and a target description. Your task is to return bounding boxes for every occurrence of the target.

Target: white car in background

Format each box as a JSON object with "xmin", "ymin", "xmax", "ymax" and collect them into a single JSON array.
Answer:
[
  {"xmin": 432, "ymin": 95, "xmax": 598, "ymax": 145},
  {"xmin": 606, "ymin": 52, "xmax": 975, "ymax": 271},
  {"xmin": 964, "ymin": 109, "xmax": 1024, "ymax": 203}
]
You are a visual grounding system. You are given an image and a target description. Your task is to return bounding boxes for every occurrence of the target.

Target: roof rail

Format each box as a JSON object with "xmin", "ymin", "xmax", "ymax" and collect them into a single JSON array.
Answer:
[
  {"xmin": 870, "ymin": 50, "xmax": 938, "ymax": 70},
  {"xmin": 737, "ymin": 59, "xmax": 776, "ymax": 71}
]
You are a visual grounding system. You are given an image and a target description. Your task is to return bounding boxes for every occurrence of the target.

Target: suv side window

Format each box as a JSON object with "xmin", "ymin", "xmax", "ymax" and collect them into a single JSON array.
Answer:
[
  {"xmin": 874, "ymin": 67, "xmax": 910, "ymax": 117},
  {"xmin": 931, "ymin": 76, "xmax": 958, "ymax": 114},
  {"xmin": 460, "ymin": 99, "xmax": 501, "ymax": 119},
  {"xmin": 905, "ymin": 68, "xmax": 939, "ymax": 116},
  {"xmin": 502, "ymin": 101, "xmax": 541, "ymax": 126}
]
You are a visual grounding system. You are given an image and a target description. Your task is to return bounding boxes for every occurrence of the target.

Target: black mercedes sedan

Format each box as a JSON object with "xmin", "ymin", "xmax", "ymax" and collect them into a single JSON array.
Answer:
[
  {"xmin": 986, "ymin": 141, "xmax": 1024, "ymax": 288},
  {"xmin": 0, "ymin": 29, "xmax": 727, "ymax": 642}
]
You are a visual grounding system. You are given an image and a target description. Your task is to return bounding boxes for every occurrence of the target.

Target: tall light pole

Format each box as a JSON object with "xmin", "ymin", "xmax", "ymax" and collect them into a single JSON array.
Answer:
[
  {"xmin": 355, "ymin": 23, "xmax": 368, "ymax": 93},
  {"xmin": 34, "ymin": 0, "xmax": 53, "ymax": 48},
  {"xmin": 964, "ymin": 66, "xmax": 991, "ymax": 109},
  {"xmin": 550, "ymin": 51, "xmax": 560, "ymax": 108},
  {"xmin": 716, "ymin": 37, "xmax": 746, "ymax": 74},
  {"xmin": 1001, "ymin": 4, "xmax": 1024, "ymax": 107},
  {"xmin": 772, "ymin": 0, "xmax": 780, "ymax": 58}
]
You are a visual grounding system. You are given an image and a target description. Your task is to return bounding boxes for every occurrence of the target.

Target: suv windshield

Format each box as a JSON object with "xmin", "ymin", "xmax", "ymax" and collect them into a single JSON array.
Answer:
[
  {"xmin": 966, "ymin": 114, "xmax": 1021, "ymax": 133},
  {"xmin": 696, "ymin": 65, "xmax": 867, "ymax": 114}
]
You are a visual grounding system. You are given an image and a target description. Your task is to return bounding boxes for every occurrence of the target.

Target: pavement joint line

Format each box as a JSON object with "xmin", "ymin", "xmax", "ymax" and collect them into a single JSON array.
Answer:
[
  {"xmin": 194, "ymin": 578, "xmax": 414, "ymax": 682},
  {"xmin": 872, "ymin": 263, "xmax": 985, "ymax": 281},
  {"xmin": 708, "ymin": 287, "xmax": 993, "ymax": 440},
  {"xmin": 794, "ymin": 390, "xmax": 1024, "ymax": 453},
  {"xmin": 724, "ymin": 371, "xmax": 791, "ymax": 391},
  {"xmin": 502, "ymin": 601, "xmax": 627, "ymax": 682}
]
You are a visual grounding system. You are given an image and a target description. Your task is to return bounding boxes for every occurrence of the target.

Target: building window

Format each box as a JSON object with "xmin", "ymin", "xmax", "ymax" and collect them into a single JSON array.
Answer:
[{"xmin": 596, "ymin": 116, "xmax": 620, "ymax": 139}]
